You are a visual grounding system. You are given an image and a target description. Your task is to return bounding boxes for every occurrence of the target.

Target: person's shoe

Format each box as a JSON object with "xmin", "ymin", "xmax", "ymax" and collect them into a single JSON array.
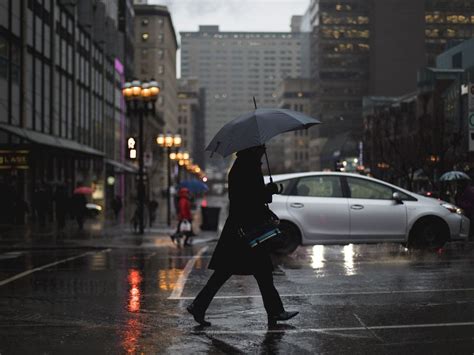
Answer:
[
  {"xmin": 187, "ymin": 304, "xmax": 211, "ymax": 327},
  {"xmin": 267, "ymin": 311, "xmax": 299, "ymax": 326}
]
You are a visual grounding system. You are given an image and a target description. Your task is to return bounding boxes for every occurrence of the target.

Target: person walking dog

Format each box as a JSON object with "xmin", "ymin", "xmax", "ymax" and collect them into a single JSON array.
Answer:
[{"xmin": 187, "ymin": 145, "xmax": 298, "ymax": 327}]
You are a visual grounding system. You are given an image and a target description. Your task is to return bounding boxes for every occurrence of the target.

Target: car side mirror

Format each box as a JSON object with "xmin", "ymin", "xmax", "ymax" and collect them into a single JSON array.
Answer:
[{"xmin": 392, "ymin": 192, "xmax": 403, "ymax": 204}]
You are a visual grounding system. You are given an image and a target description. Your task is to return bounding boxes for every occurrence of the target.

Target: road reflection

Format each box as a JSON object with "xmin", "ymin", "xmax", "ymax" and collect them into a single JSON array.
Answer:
[
  {"xmin": 343, "ymin": 244, "xmax": 355, "ymax": 276},
  {"xmin": 123, "ymin": 269, "xmax": 143, "ymax": 353},
  {"xmin": 311, "ymin": 245, "xmax": 325, "ymax": 273},
  {"xmin": 128, "ymin": 269, "xmax": 142, "ymax": 313},
  {"xmin": 158, "ymin": 268, "xmax": 183, "ymax": 291}
]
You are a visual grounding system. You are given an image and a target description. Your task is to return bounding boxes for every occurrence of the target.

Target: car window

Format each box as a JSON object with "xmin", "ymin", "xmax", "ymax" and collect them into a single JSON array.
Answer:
[
  {"xmin": 347, "ymin": 177, "xmax": 393, "ymax": 199},
  {"xmin": 274, "ymin": 179, "xmax": 293, "ymax": 195},
  {"xmin": 294, "ymin": 176, "xmax": 343, "ymax": 198}
]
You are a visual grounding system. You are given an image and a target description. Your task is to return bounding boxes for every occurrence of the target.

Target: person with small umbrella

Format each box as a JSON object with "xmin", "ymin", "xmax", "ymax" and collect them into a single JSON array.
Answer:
[
  {"xmin": 187, "ymin": 145, "xmax": 298, "ymax": 327},
  {"xmin": 71, "ymin": 183, "xmax": 90, "ymax": 230}
]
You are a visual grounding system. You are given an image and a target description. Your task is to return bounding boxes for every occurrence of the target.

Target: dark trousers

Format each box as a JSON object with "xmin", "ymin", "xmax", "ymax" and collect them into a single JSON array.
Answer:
[{"xmin": 192, "ymin": 270, "xmax": 284, "ymax": 316}]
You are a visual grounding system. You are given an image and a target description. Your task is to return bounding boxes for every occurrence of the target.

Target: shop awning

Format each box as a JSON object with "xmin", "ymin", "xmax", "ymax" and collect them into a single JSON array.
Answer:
[
  {"xmin": 0, "ymin": 123, "xmax": 104, "ymax": 157},
  {"xmin": 106, "ymin": 159, "xmax": 138, "ymax": 173}
]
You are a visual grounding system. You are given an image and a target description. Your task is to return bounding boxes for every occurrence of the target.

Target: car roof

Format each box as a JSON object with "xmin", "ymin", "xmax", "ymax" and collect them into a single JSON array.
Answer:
[{"xmin": 265, "ymin": 171, "xmax": 417, "ymax": 196}]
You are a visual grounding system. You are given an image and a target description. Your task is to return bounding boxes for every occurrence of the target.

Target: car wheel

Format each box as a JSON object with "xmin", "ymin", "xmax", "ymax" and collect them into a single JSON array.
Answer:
[
  {"xmin": 268, "ymin": 221, "xmax": 301, "ymax": 255},
  {"xmin": 409, "ymin": 218, "xmax": 449, "ymax": 249}
]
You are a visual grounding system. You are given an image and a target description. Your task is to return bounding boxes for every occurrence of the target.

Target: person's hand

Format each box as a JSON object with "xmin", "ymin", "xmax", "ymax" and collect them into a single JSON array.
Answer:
[{"xmin": 266, "ymin": 182, "xmax": 283, "ymax": 195}]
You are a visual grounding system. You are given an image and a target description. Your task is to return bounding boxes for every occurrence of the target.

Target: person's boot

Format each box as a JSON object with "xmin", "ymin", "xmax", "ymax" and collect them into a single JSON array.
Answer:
[
  {"xmin": 187, "ymin": 303, "xmax": 211, "ymax": 326},
  {"xmin": 267, "ymin": 311, "xmax": 299, "ymax": 326}
]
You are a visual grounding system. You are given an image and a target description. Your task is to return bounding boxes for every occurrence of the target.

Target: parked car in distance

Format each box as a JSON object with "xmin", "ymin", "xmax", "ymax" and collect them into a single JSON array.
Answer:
[{"xmin": 265, "ymin": 172, "xmax": 469, "ymax": 254}]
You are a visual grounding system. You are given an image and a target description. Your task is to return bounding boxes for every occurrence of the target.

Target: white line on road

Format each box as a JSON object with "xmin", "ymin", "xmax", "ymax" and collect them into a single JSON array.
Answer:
[
  {"xmin": 0, "ymin": 249, "xmax": 111, "ymax": 287},
  {"xmin": 168, "ymin": 246, "xmax": 209, "ymax": 300},
  {"xmin": 193, "ymin": 321, "xmax": 474, "ymax": 335},
  {"xmin": 170, "ymin": 287, "xmax": 474, "ymax": 300}
]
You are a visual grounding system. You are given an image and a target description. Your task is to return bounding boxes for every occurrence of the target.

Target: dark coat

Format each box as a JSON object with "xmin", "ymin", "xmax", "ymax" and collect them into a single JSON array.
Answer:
[{"xmin": 208, "ymin": 153, "xmax": 274, "ymax": 275}]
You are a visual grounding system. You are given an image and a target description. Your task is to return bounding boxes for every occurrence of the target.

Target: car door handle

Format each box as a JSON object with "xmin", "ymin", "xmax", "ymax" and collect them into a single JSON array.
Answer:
[
  {"xmin": 350, "ymin": 204, "xmax": 364, "ymax": 210},
  {"xmin": 290, "ymin": 203, "xmax": 304, "ymax": 208}
]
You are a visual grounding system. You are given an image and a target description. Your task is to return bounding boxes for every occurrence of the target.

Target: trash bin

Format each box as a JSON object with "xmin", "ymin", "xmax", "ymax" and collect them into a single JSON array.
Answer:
[{"xmin": 201, "ymin": 206, "xmax": 221, "ymax": 231}]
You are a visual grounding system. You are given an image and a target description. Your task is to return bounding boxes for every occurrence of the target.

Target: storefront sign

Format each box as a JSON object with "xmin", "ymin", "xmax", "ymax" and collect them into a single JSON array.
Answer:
[{"xmin": 0, "ymin": 150, "xmax": 29, "ymax": 169}]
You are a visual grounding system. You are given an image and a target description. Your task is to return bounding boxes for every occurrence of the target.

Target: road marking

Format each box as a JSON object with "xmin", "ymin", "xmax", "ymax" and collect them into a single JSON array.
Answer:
[
  {"xmin": 0, "ymin": 249, "xmax": 111, "ymax": 287},
  {"xmin": 171, "ymin": 287, "xmax": 474, "ymax": 300},
  {"xmin": 193, "ymin": 321, "xmax": 474, "ymax": 335},
  {"xmin": 168, "ymin": 246, "xmax": 208, "ymax": 300},
  {"xmin": 353, "ymin": 312, "xmax": 384, "ymax": 342}
]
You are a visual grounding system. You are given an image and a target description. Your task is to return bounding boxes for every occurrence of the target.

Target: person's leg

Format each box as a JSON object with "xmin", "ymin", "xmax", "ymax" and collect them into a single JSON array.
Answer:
[
  {"xmin": 192, "ymin": 270, "xmax": 231, "ymax": 312},
  {"xmin": 253, "ymin": 270, "xmax": 284, "ymax": 316},
  {"xmin": 188, "ymin": 270, "xmax": 231, "ymax": 325}
]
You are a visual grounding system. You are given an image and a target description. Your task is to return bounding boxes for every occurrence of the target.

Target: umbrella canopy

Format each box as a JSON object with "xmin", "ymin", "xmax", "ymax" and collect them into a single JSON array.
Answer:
[
  {"xmin": 439, "ymin": 171, "xmax": 471, "ymax": 181},
  {"xmin": 205, "ymin": 108, "xmax": 320, "ymax": 157},
  {"xmin": 179, "ymin": 180, "xmax": 209, "ymax": 193},
  {"xmin": 73, "ymin": 186, "xmax": 94, "ymax": 194}
]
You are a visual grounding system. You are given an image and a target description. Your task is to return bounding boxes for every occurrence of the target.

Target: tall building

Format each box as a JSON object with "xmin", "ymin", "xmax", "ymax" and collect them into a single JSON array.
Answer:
[
  {"xmin": 305, "ymin": 0, "xmax": 474, "ymax": 169},
  {"xmin": 133, "ymin": 3, "xmax": 178, "ymax": 214},
  {"xmin": 0, "ymin": 0, "xmax": 135, "ymax": 225},
  {"xmin": 271, "ymin": 78, "xmax": 314, "ymax": 173},
  {"xmin": 180, "ymin": 25, "xmax": 310, "ymax": 166},
  {"xmin": 308, "ymin": 0, "xmax": 371, "ymax": 142},
  {"xmin": 177, "ymin": 78, "xmax": 206, "ymax": 169},
  {"xmin": 424, "ymin": 0, "xmax": 474, "ymax": 66}
]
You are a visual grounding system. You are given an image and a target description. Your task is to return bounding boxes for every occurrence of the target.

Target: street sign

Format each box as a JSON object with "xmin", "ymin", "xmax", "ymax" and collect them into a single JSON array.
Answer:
[
  {"xmin": 469, "ymin": 84, "xmax": 474, "ymax": 111},
  {"xmin": 469, "ymin": 131, "xmax": 474, "ymax": 152},
  {"xmin": 469, "ymin": 112, "xmax": 474, "ymax": 129},
  {"xmin": 144, "ymin": 151, "xmax": 153, "ymax": 167},
  {"xmin": 127, "ymin": 137, "xmax": 137, "ymax": 160}
]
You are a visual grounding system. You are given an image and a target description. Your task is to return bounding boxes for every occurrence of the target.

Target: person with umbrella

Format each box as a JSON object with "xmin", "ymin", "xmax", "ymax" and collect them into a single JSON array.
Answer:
[
  {"xmin": 71, "ymin": 183, "xmax": 90, "ymax": 230},
  {"xmin": 187, "ymin": 145, "xmax": 299, "ymax": 327},
  {"xmin": 186, "ymin": 102, "xmax": 319, "ymax": 327}
]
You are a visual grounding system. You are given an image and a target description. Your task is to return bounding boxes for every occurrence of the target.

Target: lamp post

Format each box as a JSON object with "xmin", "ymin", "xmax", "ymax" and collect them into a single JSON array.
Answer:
[
  {"xmin": 122, "ymin": 79, "xmax": 160, "ymax": 234},
  {"xmin": 156, "ymin": 133, "xmax": 181, "ymax": 226}
]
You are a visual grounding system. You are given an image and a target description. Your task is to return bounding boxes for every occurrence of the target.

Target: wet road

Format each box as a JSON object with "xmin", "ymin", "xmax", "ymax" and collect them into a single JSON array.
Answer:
[{"xmin": 0, "ymin": 237, "xmax": 473, "ymax": 354}]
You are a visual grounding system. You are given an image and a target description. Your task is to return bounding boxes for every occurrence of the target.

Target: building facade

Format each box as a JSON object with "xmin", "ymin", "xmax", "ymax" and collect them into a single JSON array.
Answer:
[
  {"xmin": 177, "ymin": 78, "xmax": 205, "ymax": 169},
  {"xmin": 305, "ymin": 0, "xmax": 474, "ymax": 170},
  {"xmin": 270, "ymin": 78, "xmax": 314, "ymax": 173},
  {"xmin": 180, "ymin": 25, "xmax": 310, "ymax": 167},
  {"xmin": 132, "ymin": 3, "xmax": 178, "ymax": 219},
  {"xmin": 0, "ymin": 0, "xmax": 135, "ymax": 225}
]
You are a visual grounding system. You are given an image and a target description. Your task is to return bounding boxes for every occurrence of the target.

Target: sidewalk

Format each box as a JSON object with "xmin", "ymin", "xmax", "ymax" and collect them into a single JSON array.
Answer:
[{"xmin": 0, "ymin": 219, "xmax": 220, "ymax": 251}]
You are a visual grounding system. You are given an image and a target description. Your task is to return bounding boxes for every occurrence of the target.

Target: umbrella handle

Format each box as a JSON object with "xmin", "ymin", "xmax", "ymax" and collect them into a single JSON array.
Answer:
[
  {"xmin": 253, "ymin": 96, "xmax": 257, "ymax": 110},
  {"xmin": 263, "ymin": 146, "xmax": 273, "ymax": 183}
]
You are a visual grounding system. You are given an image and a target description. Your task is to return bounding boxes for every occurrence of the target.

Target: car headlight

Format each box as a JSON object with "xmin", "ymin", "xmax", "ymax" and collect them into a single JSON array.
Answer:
[{"xmin": 441, "ymin": 203, "xmax": 463, "ymax": 214}]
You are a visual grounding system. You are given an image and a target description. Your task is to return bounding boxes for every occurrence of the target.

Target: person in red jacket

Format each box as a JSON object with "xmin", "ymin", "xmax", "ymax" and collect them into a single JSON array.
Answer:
[{"xmin": 176, "ymin": 187, "xmax": 194, "ymax": 246}]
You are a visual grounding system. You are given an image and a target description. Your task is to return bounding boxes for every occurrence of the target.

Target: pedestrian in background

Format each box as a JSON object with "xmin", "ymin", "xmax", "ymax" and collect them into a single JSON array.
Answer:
[
  {"xmin": 177, "ymin": 187, "xmax": 194, "ymax": 246},
  {"xmin": 187, "ymin": 145, "xmax": 298, "ymax": 327},
  {"xmin": 71, "ymin": 184, "xmax": 87, "ymax": 230},
  {"xmin": 54, "ymin": 184, "xmax": 68, "ymax": 234},
  {"xmin": 148, "ymin": 197, "xmax": 158, "ymax": 227},
  {"xmin": 112, "ymin": 195, "xmax": 123, "ymax": 222}
]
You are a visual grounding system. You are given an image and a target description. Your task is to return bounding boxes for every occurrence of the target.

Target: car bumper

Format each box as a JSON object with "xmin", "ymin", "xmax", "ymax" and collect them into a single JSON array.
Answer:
[{"xmin": 447, "ymin": 214, "xmax": 470, "ymax": 241}]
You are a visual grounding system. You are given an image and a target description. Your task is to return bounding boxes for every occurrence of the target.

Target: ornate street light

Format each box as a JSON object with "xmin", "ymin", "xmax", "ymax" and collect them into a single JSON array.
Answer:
[
  {"xmin": 157, "ymin": 133, "xmax": 182, "ymax": 226},
  {"xmin": 122, "ymin": 78, "xmax": 160, "ymax": 235}
]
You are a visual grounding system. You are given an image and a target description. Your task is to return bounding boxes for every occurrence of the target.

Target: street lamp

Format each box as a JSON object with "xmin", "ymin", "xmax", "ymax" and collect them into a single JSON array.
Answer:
[
  {"xmin": 122, "ymin": 79, "xmax": 160, "ymax": 234},
  {"xmin": 156, "ymin": 133, "xmax": 181, "ymax": 226}
]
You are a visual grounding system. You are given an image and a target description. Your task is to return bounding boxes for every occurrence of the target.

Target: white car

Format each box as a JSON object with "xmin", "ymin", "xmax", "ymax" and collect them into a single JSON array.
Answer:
[{"xmin": 265, "ymin": 172, "xmax": 470, "ymax": 254}]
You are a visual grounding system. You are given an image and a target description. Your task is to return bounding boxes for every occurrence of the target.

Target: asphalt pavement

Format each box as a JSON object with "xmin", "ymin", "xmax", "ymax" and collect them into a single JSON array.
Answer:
[{"xmin": 0, "ymin": 201, "xmax": 473, "ymax": 353}]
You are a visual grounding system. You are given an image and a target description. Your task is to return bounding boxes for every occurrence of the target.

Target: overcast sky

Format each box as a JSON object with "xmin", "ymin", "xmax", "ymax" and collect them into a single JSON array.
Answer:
[{"xmin": 147, "ymin": 0, "xmax": 310, "ymax": 76}]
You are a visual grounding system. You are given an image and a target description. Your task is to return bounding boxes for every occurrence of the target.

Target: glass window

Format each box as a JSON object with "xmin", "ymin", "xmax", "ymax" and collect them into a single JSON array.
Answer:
[
  {"xmin": 347, "ymin": 177, "xmax": 393, "ymax": 200},
  {"xmin": 294, "ymin": 175, "xmax": 343, "ymax": 198},
  {"xmin": 0, "ymin": 1, "xmax": 7, "ymax": 28}
]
